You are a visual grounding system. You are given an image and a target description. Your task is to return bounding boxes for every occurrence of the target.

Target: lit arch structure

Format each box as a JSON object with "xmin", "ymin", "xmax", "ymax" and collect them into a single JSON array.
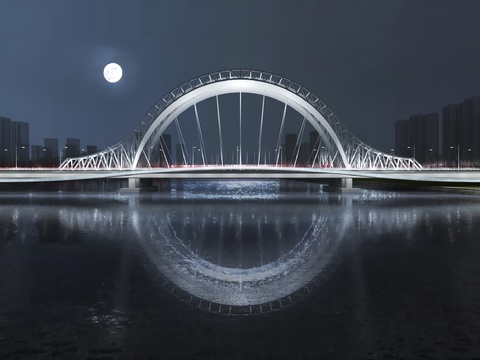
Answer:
[{"xmin": 60, "ymin": 70, "xmax": 421, "ymax": 170}]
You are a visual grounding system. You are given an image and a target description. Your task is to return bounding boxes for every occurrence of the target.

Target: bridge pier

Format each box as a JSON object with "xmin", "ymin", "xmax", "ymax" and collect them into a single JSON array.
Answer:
[
  {"xmin": 119, "ymin": 178, "xmax": 158, "ymax": 194},
  {"xmin": 129, "ymin": 178, "xmax": 140, "ymax": 189},
  {"xmin": 326, "ymin": 178, "xmax": 361, "ymax": 194}
]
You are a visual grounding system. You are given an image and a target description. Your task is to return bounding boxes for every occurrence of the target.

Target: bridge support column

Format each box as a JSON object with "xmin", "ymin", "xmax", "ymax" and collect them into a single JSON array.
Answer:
[
  {"xmin": 119, "ymin": 178, "xmax": 158, "ymax": 194},
  {"xmin": 326, "ymin": 178, "xmax": 361, "ymax": 194},
  {"xmin": 342, "ymin": 178, "xmax": 353, "ymax": 190},
  {"xmin": 129, "ymin": 178, "xmax": 140, "ymax": 189}
]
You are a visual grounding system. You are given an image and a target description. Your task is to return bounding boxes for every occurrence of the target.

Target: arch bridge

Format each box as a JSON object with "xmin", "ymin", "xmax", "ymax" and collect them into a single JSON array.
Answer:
[{"xmin": 60, "ymin": 70, "xmax": 421, "ymax": 171}]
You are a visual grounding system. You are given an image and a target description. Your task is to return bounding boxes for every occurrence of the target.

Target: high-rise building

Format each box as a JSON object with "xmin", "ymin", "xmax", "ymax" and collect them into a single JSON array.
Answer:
[
  {"xmin": 442, "ymin": 103, "xmax": 462, "ymax": 166},
  {"xmin": 44, "ymin": 138, "xmax": 59, "ymax": 166},
  {"xmin": 12, "ymin": 121, "xmax": 30, "ymax": 166},
  {"xmin": 86, "ymin": 145, "xmax": 98, "ymax": 155},
  {"xmin": 395, "ymin": 114, "xmax": 439, "ymax": 165},
  {"xmin": 0, "ymin": 116, "xmax": 12, "ymax": 165},
  {"xmin": 65, "ymin": 138, "xmax": 80, "ymax": 158},
  {"xmin": 31, "ymin": 145, "xmax": 44, "ymax": 164},
  {"xmin": 422, "ymin": 113, "xmax": 439, "ymax": 165},
  {"xmin": 285, "ymin": 133, "xmax": 297, "ymax": 165},
  {"xmin": 442, "ymin": 96, "xmax": 480, "ymax": 167},
  {"xmin": 461, "ymin": 96, "xmax": 480, "ymax": 165},
  {"xmin": 0, "ymin": 117, "xmax": 31, "ymax": 166}
]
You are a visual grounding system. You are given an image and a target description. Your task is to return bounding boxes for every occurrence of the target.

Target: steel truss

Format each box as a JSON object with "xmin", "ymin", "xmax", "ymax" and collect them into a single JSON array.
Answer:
[{"xmin": 60, "ymin": 70, "xmax": 421, "ymax": 170}]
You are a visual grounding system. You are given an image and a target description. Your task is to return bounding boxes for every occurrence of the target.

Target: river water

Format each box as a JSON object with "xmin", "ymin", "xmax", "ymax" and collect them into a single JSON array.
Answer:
[{"xmin": 1, "ymin": 180, "xmax": 480, "ymax": 359}]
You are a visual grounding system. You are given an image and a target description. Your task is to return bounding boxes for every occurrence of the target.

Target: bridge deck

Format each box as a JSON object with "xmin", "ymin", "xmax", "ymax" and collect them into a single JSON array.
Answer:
[{"xmin": 0, "ymin": 166, "xmax": 480, "ymax": 184}]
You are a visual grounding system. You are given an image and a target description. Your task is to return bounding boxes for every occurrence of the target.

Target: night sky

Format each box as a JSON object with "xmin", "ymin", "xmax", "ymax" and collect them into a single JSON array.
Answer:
[{"xmin": 1, "ymin": 0, "xmax": 479, "ymax": 153}]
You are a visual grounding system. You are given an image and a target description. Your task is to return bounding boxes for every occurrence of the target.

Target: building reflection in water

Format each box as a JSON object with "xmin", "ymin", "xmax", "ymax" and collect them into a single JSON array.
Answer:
[
  {"xmin": 35, "ymin": 213, "xmax": 86, "ymax": 245},
  {"xmin": 0, "ymin": 211, "xmax": 17, "ymax": 254}
]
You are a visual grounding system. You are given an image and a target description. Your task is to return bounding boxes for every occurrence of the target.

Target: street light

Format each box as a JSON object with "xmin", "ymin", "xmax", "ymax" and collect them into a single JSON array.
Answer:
[
  {"xmin": 274, "ymin": 146, "xmax": 283, "ymax": 167},
  {"xmin": 450, "ymin": 145, "xmax": 460, "ymax": 169},
  {"xmin": 15, "ymin": 145, "xmax": 25, "ymax": 169},
  {"xmin": 59, "ymin": 146, "xmax": 68, "ymax": 167},
  {"xmin": 407, "ymin": 145, "xmax": 416, "ymax": 160},
  {"xmin": 150, "ymin": 146, "xmax": 157, "ymax": 167},
  {"xmin": 191, "ymin": 146, "xmax": 196, "ymax": 166}
]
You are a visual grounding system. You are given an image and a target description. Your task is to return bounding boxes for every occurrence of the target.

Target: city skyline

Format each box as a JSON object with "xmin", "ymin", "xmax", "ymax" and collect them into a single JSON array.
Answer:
[
  {"xmin": 1, "ymin": 91, "xmax": 480, "ymax": 167},
  {"xmin": 0, "ymin": 115, "xmax": 100, "ymax": 166},
  {"xmin": 394, "ymin": 95, "xmax": 480, "ymax": 167}
]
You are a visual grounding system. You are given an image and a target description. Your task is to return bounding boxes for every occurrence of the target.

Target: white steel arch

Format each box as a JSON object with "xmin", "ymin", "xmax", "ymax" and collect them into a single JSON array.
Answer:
[{"xmin": 61, "ymin": 70, "xmax": 421, "ymax": 170}]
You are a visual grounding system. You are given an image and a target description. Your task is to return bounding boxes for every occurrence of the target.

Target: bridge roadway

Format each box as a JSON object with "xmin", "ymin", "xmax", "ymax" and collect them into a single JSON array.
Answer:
[{"xmin": 1, "ymin": 166, "xmax": 480, "ymax": 184}]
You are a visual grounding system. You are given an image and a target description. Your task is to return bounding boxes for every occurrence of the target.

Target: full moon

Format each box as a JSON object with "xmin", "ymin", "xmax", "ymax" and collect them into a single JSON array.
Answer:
[{"xmin": 103, "ymin": 63, "xmax": 123, "ymax": 83}]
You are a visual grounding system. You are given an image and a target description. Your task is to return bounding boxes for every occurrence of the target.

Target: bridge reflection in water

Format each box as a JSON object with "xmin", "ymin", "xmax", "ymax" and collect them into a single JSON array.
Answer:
[
  {"xmin": 132, "ymin": 181, "xmax": 348, "ymax": 314},
  {"xmin": 2, "ymin": 180, "xmax": 476, "ymax": 318}
]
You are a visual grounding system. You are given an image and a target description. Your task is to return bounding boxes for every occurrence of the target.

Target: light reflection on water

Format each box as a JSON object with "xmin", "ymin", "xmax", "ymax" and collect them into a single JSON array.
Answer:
[
  {"xmin": 0, "ymin": 181, "xmax": 480, "ymax": 316},
  {"xmin": 180, "ymin": 179, "xmax": 283, "ymax": 200},
  {"xmin": 135, "ymin": 204, "xmax": 340, "ymax": 311}
]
